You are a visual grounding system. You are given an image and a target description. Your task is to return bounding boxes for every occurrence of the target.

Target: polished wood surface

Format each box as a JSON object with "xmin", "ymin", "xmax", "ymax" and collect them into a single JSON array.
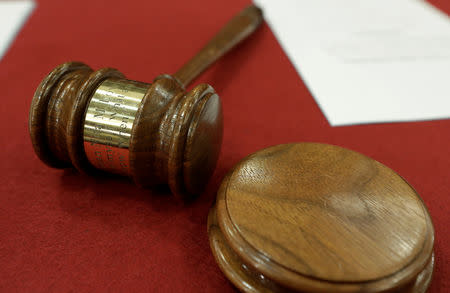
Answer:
[
  {"xmin": 29, "ymin": 5, "xmax": 263, "ymax": 199},
  {"xmin": 208, "ymin": 143, "xmax": 434, "ymax": 292}
]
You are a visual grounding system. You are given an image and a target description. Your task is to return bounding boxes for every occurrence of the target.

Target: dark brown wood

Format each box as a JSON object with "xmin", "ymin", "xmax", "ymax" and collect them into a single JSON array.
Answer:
[
  {"xmin": 29, "ymin": 62, "xmax": 92, "ymax": 168},
  {"xmin": 174, "ymin": 5, "xmax": 263, "ymax": 87},
  {"xmin": 208, "ymin": 143, "xmax": 435, "ymax": 293},
  {"xmin": 28, "ymin": 5, "xmax": 263, "ymax": 199}
]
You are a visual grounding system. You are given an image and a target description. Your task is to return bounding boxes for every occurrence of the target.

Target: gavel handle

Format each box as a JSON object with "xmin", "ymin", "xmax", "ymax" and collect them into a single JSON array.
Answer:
[{"xmin": 173, "ymin": 5, "xmax": 263, "ymax": 87}]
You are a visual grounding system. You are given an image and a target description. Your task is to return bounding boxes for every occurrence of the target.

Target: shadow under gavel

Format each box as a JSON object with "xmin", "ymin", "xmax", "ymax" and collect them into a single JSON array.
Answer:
[{"xmin": 29, "ymin": 5, "xmax": 263, "ymax": 200}]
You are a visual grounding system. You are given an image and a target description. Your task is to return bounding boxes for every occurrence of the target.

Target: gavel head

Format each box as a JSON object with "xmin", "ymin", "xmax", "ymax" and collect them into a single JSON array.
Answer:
[{"xmin": 29, "ymin": 62, "xmax": 223, "ymax": 200}]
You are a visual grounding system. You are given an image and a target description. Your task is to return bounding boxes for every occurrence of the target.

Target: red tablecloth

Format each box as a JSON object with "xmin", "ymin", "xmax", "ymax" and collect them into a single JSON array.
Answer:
[{"xmin": 1, "ymin": 0, "xmax": 449, "ymax": 291}]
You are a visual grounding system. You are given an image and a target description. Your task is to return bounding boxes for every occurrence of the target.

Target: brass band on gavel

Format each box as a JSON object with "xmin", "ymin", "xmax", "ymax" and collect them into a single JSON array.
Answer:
[
  {"xmin": 83, "ymin": 79, "xmax": 149, "ymax": 175},
  {"xmin": 29, "ymin": 5, "xmax": 263, "ymax": 199}
]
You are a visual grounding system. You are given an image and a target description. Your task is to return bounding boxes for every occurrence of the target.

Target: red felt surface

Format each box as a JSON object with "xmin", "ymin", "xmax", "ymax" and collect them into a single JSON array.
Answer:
[{"xmin": 0, "ymin": 0, "xmax": 449, "ymax": 291}]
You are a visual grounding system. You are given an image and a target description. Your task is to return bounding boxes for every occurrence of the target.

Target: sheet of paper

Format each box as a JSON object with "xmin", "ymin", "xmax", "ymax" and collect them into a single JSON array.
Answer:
[
  {"xmin": 254, "ymin": 0, "xmax": 450, "ymax": 126},
  {"xmin": 0, "ymin": 0, "xmax": 35, "ymax": 61}
]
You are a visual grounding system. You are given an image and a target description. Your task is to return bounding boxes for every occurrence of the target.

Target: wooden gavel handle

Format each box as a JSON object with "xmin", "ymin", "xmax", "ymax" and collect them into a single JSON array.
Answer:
[{"xmin": 174, "ymin": 5, "xmax": 263, "ymax": 87}]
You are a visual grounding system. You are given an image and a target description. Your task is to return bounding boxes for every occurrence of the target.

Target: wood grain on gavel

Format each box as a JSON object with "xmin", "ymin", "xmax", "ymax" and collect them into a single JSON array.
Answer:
[
  {"xmin": 29, "ymin": 5, "xmax": 263, "ymax": 199},
  {"xmin": 208, "ymin": 143, "xmax": 435, "ymax": 293}
]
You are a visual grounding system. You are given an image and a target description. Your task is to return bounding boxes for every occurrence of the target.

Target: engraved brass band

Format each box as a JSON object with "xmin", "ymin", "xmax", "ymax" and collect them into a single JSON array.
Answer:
[{"xmin": 83, "ymin": 78, "xmax": 150, "ymax": 175}]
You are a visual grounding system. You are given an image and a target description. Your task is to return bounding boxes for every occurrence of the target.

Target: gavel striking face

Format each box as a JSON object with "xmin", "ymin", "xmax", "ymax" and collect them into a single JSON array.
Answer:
[{"xmin": 29, "ymin": 6, "xmax": 263, "ymax": 199}]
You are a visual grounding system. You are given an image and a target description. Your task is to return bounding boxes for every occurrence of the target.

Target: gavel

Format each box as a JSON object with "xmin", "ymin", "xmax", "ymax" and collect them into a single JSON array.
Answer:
[{"xmin": 29, "ymin": 5, "xmax": 263, "ymax": 200}]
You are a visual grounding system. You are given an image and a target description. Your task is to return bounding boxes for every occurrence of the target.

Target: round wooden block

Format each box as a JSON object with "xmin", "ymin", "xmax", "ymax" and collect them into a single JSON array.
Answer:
[{"xmin": 208, "ymin": 143, "xmax": 434, "ymax": 293}]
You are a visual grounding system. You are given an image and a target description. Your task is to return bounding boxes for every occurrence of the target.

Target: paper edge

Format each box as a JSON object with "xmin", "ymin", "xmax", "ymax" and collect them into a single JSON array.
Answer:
[{"xmin": 0, "ymin": 0, "xmax": 36, "ymax": 61}]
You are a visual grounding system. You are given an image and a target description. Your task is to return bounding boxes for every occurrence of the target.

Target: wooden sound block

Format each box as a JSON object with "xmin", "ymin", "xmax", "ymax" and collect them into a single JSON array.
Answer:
[{"xmin": 208, "ymin": 143, "xmax": 434, "ymax": 293}]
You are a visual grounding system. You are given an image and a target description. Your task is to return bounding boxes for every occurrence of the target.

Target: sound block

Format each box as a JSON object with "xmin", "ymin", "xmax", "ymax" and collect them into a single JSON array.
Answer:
[{"xmin": 208, "ymin": 143, "xmax": 434, "ymax": 292}]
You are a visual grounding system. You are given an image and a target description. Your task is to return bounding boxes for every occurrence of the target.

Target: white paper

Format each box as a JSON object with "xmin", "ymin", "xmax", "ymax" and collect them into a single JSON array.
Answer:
[
  {"xmin": 254, "ymin": 0, "xmax": 450, "ymax": 126},
  {"xmin": 0, "ymin": 0, "xmax": 35, "ymax": 61}
]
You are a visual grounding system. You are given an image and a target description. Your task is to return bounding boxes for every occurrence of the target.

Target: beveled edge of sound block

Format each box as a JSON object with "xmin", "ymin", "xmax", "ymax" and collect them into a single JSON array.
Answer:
[
  {"xmin": 208, "ymin": 204, "xmax": 434, "ymax": 293},
  {"xmin": 207, "ymin": 143, "xmax": 435, "ymax": 293}
]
